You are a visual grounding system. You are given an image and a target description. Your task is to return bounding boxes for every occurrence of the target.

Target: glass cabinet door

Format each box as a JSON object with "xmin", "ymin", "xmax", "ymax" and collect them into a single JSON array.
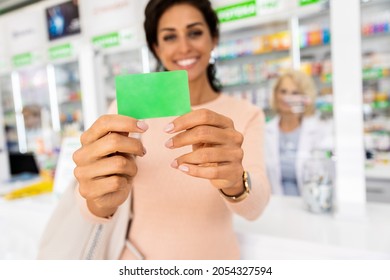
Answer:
[
  {"xmin": 0, "ymin": 74, "xmax": 18, "ymax": 152},
  {"xmin": 16, "ymin": 66, "xmax": 58, "ymax": 155},
  {"xmin": 102, "ymin": 48, "xmax": 146, "ymax": 109},
  {"xmin": 52, "ymin": 61, "xmax": 83, "ymax": 136}
]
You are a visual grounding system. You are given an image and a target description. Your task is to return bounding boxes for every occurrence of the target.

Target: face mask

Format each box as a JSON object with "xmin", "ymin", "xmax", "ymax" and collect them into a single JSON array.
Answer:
[{"xmin": 282, "ymin": 95, "xmax": 311, "ymax": 114}]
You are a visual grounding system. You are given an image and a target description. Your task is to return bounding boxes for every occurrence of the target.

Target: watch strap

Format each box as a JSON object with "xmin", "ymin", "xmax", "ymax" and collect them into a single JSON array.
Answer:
[{"xmin": 219, "ymin": 171, "xmax": 251, "ymax": 203}]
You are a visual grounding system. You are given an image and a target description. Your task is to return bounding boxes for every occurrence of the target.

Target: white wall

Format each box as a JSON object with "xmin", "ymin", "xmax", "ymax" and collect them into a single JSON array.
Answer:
[{"xmin": 330, "ymin": 0, "xmax": 366, "ymax": 219}]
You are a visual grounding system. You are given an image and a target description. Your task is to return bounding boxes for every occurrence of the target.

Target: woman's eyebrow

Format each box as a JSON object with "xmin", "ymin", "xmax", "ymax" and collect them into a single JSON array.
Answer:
[
  {"xmin": 186, "ymin": 22, "xmax": 203, "ymax": 28},
  {"xmin": 159, "ymin": 27, "xmax": 176, "ymax": 32},
  {"xmin": 159, "ymin": 22, "xmax": 204, "ymax": 33}
]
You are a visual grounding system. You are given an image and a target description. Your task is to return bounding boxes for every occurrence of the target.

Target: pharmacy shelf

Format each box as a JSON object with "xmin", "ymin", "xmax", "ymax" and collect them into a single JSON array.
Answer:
[{"xmin": 216, "ymin": 49, "xmax": 289, "ymax": 63}]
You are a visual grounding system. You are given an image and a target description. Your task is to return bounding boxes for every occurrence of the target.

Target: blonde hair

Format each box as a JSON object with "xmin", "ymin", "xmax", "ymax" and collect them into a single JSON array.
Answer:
[{"xmin": 270, "ymin": 69, "xmax": 317, "ymax": 116}]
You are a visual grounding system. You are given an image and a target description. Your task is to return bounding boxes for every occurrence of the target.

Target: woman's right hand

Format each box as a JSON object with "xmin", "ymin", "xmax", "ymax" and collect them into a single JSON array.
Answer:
[{"xmin": 73, "ymin": 115, "xmax": 148, "ymax": 218}]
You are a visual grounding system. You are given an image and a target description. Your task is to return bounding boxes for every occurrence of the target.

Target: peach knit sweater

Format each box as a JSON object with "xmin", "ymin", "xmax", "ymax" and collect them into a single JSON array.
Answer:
[{"xmin": 77, "ymin": 94, "xmax": 270, "ymax": 259}]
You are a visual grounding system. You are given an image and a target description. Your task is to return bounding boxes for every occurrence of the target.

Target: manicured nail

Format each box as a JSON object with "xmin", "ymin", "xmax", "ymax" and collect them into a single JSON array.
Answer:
[
  {"xmin": 164, "ymin": 138, "xmax": 173, "ymax": 148},
  {"xmin": 178, "ymin": 165, "xmax": 189, "ymax": 172},
  {"xmin": 137, "ymin": 121, "xmax": 149, "ymax": 131},
  {"xmin": 171, "ymin": 160, "xmax": 178, "ymax": 168},
  {"xmin": 130, "ymin": 132, "xmax": 141, "ymax": 139},
  {"xmin": 164, "ymin": 123, "xmax": 174, "ymax": 133}
]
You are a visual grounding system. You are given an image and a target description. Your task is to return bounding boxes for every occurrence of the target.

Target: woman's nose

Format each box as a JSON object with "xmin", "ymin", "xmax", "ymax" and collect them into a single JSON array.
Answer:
[{"xmin": 177, "ymin": 37, "xmax": 191, "ymax": 53}]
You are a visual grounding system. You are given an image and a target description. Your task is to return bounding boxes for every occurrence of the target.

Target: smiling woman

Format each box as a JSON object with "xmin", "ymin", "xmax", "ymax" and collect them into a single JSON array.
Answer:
[
  {"xmin": 152, "ymin": 5, "xmax": 218, "ymax": 105},
  {"xmin": 38, "ymin": 0, "xmax": 271, "ymax": 260},
  {"xmin": 144, "ymin": 0, "xmax": 222, "ymax": 100},
  {"xmin": 265, "ymin": 70, "xmax": 332, "ymax": 197}
]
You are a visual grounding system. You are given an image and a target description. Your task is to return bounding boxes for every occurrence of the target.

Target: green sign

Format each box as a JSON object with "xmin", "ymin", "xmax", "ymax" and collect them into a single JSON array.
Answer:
[
  {"xmin": 119, "ymin": 29, "xmax": 133, "ymax": 42},
  {"xmin": 216, "ymin": 1, "xmax": 257, "ymax": 23},
  {"xmin": 363, "ymin": 68, "xmax": 384, "ymax": 80},
  {"xmin": 320, "ymin": 68, "xmax": 388, "ymax": 83},
  {"xmin": 48, "ymin": 43, "xmax": 73, "ymax": 60},
  {"xmin": 372, "ymin": 100, "xmax": 389, "ymax": 109},
  {"xmin": 299, "ymin": 0, "xmax": 320, "ymax": 6},
  {"xmin": 318, "ymin": 103, "xmax": 333, "ymax": 113},
  {"xmin": 92, "ymin": 32, "xmax": 120, "ymax": 49},
  {"xmin": 259, "ymin": 0, "xmax": 279, "ymax": 10},
  {"xmin": 12, "ymin": 53, "xmax": 33, "ymax": 67}
]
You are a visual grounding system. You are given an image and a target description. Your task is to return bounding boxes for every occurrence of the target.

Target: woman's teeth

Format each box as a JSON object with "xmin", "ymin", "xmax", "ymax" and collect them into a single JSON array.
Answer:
[{"xmin": 177, "ymin": 58, "xmax": 196, "ymax": 66}]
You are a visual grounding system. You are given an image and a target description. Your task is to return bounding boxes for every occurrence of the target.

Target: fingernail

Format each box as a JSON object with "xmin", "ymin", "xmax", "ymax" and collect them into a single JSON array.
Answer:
[
  {"xmin": 137, "ymin": 121, "xmax": 149, "ymax": 131},
  {"xmin": 164, "ymin": 123, "xmax": 174, "ymax": 133},
  {"xmin": 164, "ymin": 138, "xmax": 173, "ymax": 148},
  {"xmin": 142, "ymin": 146, "xmax": 147, "ymax": 155},
  {"xmin": 171, "ymin": 160, "xmax": 178, "ymax": 168},
  {"xmin": 130, "ymin": 132, "xmax": 141, "ymax": 139},
  {"xmin": 179, "ymin": 165, "xmax": 189, "ymax": 172}
]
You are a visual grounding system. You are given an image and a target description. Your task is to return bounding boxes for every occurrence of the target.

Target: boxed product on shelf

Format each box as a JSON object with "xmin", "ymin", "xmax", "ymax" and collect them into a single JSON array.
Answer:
[
  {"xmin": 300, "ymin": 25, "xmax": 331, "ymax": 48},
  {"xmin": 365, "ymin": 130, "xmax": 390, "ymax": 152},
  {"xmin": 362, "ymin": 10, "xmax": 390, "ymax": 36},
  {"xmin": 253, "ymin": 31, "xmax": 290, "ymax": 54},
  {"xmin": 363, "ymin": 52, "xmax": 390, "ymax": 69}
]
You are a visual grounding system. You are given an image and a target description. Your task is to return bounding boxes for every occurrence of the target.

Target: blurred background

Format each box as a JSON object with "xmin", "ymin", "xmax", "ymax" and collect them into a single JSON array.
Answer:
[{"xmin": 0, "ymin": 0, "xmax": 389, "ymax": 260}]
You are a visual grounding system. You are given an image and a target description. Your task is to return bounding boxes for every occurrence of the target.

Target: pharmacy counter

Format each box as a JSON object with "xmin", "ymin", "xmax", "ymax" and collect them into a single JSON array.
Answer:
[
  {"xmin": 234, "ymin": 195, "xmax": 390, "ymax": 259},
  {"xmin": 0, "ymin": 194, "xmax": 57, "ymax": 259},
  {"xmin": 1, "ymin": 193, "xmax": 390, "ymax": 260}
]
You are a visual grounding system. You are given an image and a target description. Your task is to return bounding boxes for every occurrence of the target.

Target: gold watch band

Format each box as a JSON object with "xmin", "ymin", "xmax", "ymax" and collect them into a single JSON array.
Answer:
[{"xmin": 219, "ymin": 171, "xmax": 251, "ymax": 203}]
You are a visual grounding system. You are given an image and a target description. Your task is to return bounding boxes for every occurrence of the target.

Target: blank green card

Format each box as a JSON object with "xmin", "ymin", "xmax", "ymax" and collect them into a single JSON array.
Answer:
[{"xmin": 115, "ymin": 70, "xmax": 191, "ymax": 119}]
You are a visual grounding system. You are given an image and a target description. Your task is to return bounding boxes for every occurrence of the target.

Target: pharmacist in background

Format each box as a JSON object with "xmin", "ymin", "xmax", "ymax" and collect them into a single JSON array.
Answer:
[{"xmin": 265, "ymin": 70, "xmax": 333, "ymax": 196}]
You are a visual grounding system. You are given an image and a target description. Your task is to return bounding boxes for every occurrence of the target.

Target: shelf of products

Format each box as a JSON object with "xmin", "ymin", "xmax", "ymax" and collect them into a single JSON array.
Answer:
[
  {"xmin": 215, "ymin": 8, "xmax": 333, "ymax": 120},
  {"xmin": 215, "ymin": 31, "xmax": 291, "ymax": 61},
  {"xmin": 361, "ymin": 0, "xmax": 390, "ymax": 188},
  {"xmin": 215, "ymin": 20, "xmax": 292, "ymax": 118},
  {"xmin": 300, "ymin": 26, "xmax": 331, "ymax": 48},
  {"xmin": 298, "ymin": 8, "xmax": 333, "ymax": 121}
]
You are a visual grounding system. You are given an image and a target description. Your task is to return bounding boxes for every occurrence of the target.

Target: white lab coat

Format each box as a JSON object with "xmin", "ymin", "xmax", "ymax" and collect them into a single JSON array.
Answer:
[{"xmin": 265, "ymin": 116, "xmax": 333, "ymax": 195}]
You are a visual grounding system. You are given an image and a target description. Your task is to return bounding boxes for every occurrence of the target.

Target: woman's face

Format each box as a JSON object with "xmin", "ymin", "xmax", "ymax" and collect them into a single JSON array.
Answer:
[
  {"xmin": 275, "ymin": 77, "xmax": 305, "ymax": 115},
  {"xmin": 153, "ymin": 4, "xmax": 216, "ymax": 83}
]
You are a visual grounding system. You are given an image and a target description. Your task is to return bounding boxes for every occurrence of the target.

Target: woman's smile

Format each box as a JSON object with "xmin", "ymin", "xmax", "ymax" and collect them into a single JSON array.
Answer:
[{"xmin": 175, "ymin": 57, "xmax": 199, "ymax": 69}]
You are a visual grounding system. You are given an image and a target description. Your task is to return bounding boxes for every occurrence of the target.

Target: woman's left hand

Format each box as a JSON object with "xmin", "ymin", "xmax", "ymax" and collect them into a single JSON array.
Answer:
[{"xmin": 164, "ymin": 109, "xmax": 245, "ymax": 195}]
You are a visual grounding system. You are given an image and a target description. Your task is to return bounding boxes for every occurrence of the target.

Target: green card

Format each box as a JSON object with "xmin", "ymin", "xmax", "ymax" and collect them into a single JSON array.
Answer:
[{"xmin": 115, "ymin": 70, "xmax": 191, "ymax": 119}]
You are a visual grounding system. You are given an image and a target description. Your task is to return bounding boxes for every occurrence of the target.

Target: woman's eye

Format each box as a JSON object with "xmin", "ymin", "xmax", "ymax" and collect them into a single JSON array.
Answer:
[
  {"xmin": 279, "ymin": 89, "xmax": 287, "ymax": 95},
  {"xmin": 188, "ymin": 30, "xmax": 203, "ymax": 38},
  {"xmin": 163, "ymin": 34, "xmax": 176, "ymax": 42}
]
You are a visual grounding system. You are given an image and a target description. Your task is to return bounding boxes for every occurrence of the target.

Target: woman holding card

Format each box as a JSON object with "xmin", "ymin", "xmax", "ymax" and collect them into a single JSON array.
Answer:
[{"xmin": 39, "ymin": 0, "xmax": 270, "ymax": 260}]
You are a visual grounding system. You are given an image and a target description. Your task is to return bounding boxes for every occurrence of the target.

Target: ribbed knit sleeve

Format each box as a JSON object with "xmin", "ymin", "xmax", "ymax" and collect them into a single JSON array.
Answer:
[{"xmin": 222, "ymin": 106, "xmax": 271, "ymax": 220}]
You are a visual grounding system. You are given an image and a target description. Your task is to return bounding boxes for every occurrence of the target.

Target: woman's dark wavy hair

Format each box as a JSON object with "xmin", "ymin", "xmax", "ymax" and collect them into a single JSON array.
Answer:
[{"xmin": 144, "ymin": 0, "xmax": 222, "ymax": 92}]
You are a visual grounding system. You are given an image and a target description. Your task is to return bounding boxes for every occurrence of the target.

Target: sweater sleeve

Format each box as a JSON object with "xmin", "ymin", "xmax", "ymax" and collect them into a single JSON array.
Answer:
[{"xmin": 223, "ymin": 109, "xmax": 271, "ymax": 220}]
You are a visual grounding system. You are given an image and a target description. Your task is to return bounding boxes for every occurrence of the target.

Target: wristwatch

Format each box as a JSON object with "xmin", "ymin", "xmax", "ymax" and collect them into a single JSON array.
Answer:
[{"xmin": 219, "ymin": 171, "xmax": 251, "ymax": 203}]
